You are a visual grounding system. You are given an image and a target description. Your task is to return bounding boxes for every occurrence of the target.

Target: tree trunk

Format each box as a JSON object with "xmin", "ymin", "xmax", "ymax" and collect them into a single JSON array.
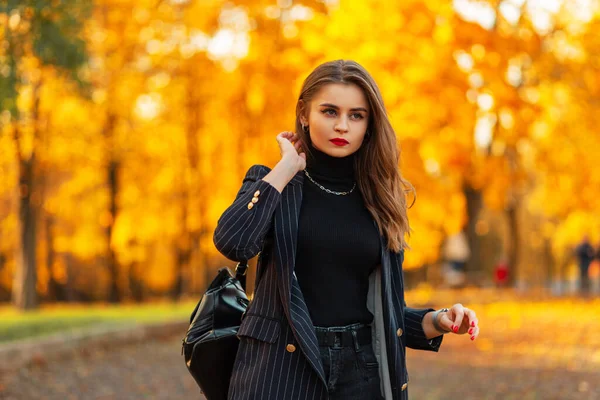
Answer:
[
  {"xmin": 183, "ymin": 64, "xmax": 205, "ymax": 295},
  {"xmin": 100, "ymin": 110, "xmax": 121, "ymax": 303},
  {"xmin": 172, "ymin": 248, "xmax": 189, "ymax": 300},
  {"xmin": 128, "ymin": 261, "xmax": 144, "ymax": 302},
  {"xmin": 542, "ymin": 237, "xmax": 555, "ymax": 288},
  {"xmin": 63, "ymin": 253, "xmax": 77, "ymax": 302},
  {"xmin": 506, "ymin": 202, "xmax": 520, "ymax": 286},
  {"xmin": 13, "ymin": 154, "xmax": 38, "ymax": 310},
  {"xmin": 106, "ymin": 158, "xmax": 121, "ymax": 303},
  {"xmin": 172, "ymin": 238, "xmax": 191, "ymax": 300},
  {"xmin": 11, "ymin": 77, "xmax": 43, "ymax": 310},
  {"xmin": 0, "ymin": 251, "xmax": 7, "ymax": 301},
  {"xmin": 45, "ymin": 215, "xmax": 67, "ymax": 302},
  {"xmin": 463, "ymin": 184, "xmax": 483, "ymax": 275},
  {"xmin": 172, "ymin": 185, "xmax": 191, "ymax": 300}
]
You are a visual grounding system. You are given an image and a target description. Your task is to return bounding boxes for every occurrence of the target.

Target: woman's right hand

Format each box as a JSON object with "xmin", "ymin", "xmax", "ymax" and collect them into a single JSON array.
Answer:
[{"xmin": 276, "ymin": 131, "xmax": 306, "ymax": 172}]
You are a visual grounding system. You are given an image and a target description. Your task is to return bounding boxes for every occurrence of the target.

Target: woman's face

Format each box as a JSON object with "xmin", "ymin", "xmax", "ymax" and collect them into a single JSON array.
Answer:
[{"xmin": 301, "ymin": 83, "xmax": 370, "ymax": 158}]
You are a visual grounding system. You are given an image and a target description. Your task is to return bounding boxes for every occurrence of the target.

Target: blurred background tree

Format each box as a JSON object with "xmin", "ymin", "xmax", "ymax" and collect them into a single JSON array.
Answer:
[{"xmin": 1, "ymin": 0, "xmax": 91, "ymax": 309}]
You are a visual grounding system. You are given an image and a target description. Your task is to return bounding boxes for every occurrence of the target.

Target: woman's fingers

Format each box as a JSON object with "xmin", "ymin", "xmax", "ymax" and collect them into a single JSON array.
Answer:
[
  {"xmin": 440, "ymin": 304, "xmax": 480, "ymax": 341},
  {"xmin": 276, "ymin": 131, "xmax": 306, "ymax": 170},
  {"xmin": 277, "ymin": 131, "xmax": 295, "ymax": 140},
  {"xmin": 278, "ymin": 131, "xmax": 302, "ymax": 152},
  {"xmin": 438, "ymin": 312, "xmax": 455, "ymax": 333},
  {"xmin": 464, "ymin": 308, "xmax": 479, "ymax": 340},
  {"xmin": 275, "ymin": 132, "xmax": 288, "ymax": 145},
  {"xmin": 469, "ymin": 325, "xmax": 480, "ymax": 341},
  {"xmin": 276, "ymin": 131, "xmax": 299, "ymax": 153},
  {"xmin": 282, "ymin": 131, "xmax": 296, "ymax": 139},
  {"xmin": 464, "ymin": 308, "xmax": 478, "ymax": 330},
  {"xmin": 450, "ymin": 304, "xmax": 464, "ymax": 333}
]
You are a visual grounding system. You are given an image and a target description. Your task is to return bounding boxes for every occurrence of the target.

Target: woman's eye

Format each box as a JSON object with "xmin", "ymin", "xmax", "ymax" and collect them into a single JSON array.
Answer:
[{"xmin": 321, "ymin": 109, "xmax": 364, "ymax": 120}]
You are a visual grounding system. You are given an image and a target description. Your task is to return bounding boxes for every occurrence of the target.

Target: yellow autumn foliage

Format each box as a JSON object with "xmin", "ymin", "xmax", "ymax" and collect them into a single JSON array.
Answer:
[{"xmin": 1, "ymin": 0, "xmax": 600, "ymax": 300}]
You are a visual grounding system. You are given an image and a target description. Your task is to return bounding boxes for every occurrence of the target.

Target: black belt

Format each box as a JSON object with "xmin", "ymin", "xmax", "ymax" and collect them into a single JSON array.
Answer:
[{"xmin": 315, "ymin": 325, "xmax": 372, "ymax": 348}]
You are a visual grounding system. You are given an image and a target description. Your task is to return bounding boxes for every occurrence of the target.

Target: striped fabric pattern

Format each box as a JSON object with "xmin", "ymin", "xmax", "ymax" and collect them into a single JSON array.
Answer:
[{"xmin": 214, "ymin": 165, "xmax": 442, "ymax": 400}]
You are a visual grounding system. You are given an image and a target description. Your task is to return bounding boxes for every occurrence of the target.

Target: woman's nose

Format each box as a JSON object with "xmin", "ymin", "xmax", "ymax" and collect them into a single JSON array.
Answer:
[{"xmin": 335, "ymin": 117, "xmax": 349, "ymax": 133}]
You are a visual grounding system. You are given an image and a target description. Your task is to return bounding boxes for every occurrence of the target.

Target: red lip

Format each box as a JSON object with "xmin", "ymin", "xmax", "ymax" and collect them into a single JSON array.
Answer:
[{"xmin": 330, "ymin": 138, "xmax": 349, "ymax": 146}]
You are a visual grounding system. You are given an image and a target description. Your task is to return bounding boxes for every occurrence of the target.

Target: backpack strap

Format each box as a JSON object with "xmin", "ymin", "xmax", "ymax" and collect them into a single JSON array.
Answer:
[{"xmin": 234, "ymin": 262, "xmax": 249, "ymax": 291}]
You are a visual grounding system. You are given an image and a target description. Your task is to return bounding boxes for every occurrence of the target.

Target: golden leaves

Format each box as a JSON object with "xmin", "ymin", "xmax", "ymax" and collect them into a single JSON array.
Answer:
[{"xmin": 2, "ymin": 0, "xmax": 600, "ymax": 295}]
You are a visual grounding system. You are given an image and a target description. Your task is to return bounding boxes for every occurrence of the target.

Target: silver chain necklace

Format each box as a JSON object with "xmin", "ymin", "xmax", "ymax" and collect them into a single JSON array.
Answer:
[{"xmin": 303, "ymin": 170, "xmax": 356, "ymax": 196}]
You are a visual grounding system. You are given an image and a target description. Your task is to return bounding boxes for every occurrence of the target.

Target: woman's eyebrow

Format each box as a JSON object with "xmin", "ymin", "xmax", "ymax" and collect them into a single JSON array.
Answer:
[{"xmin": 318, "ymin": 103, "xmax": 368, "ymax": 113}]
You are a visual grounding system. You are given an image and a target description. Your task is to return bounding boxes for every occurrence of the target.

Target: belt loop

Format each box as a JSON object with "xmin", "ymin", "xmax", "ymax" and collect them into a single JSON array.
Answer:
[
  {"xmin": 334, "ymin": 331, "xmax": 341, "ymax": 347},
  {"xmin": 351, "ymin": 329, "xmax": 360, "ymax": 352}
]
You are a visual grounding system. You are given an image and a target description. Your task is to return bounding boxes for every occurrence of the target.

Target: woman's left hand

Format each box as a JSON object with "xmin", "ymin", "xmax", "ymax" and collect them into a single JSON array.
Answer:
[{"xmin": 439, "ymin": 303, "xmax": 480, "ymax": 341}]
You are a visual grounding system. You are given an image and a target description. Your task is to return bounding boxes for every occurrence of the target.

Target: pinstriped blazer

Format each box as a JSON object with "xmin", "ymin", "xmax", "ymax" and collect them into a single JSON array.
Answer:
[{"xmin": 213, "ymin": 165, "xmax": 443, "ymax": 400}]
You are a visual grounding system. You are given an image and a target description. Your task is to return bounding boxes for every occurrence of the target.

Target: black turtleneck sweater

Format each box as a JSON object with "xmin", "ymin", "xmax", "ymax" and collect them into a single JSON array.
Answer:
[{"xmin": 295, "ymin": 145, "xmax": 381, "ymax": 327}]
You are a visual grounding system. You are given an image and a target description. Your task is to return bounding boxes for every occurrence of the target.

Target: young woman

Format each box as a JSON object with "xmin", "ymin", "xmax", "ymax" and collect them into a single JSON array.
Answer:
[{"xmin": 214, "ymin": 60, "xmax": 480, "ymax": 400}]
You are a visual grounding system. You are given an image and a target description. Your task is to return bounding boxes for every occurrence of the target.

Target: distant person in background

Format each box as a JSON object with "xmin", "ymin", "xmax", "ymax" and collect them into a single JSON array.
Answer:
[
  {"xmin": 590, "ymin": 241, "xmax": 600, "ymax": 294},
  {"xmin": 494, "ymin": 257, "xmax": 509, "ymax": 288},
  {"xmin": 575, "ymin": 236, "xmax": 595, "ymax": 294},
  {"xmin": 442, "ymin": 230, "xmax": 471, "ymax": 288}
]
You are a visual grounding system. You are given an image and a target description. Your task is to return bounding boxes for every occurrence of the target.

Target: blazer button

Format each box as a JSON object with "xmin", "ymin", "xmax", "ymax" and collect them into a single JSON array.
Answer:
[
  {"xmin": 401, "ymin": 383, "xmax": 408, "ymax": 391},
  {"xmin": 247, "ymin": 202, "xmax": 254, "ymax": 210},
  {"xmin": 286, "ymin": 344, "xmax": 296, "ymax": 353},
  {"xmin": 396, "ymin": 328, "xmax": 403, "ymax": 337},
  {"xmin": 254, "ymin": 190, "xmax": 261, "ymax": 197},
  {"xmin": 251, "ymin": 197, "xmax": 259, "ymax": 203}
]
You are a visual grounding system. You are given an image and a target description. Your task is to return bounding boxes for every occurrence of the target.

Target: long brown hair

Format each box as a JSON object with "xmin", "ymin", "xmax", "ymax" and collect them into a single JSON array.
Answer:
[{"xmin": 295, "ymin": 59, "xmax": 415, "ymax": 253}]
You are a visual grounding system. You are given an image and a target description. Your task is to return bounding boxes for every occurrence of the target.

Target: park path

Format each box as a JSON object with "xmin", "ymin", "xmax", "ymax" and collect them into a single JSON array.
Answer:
[{"xmin": 2, "ymin": 295, "xmax": 599, "ymax": 399}]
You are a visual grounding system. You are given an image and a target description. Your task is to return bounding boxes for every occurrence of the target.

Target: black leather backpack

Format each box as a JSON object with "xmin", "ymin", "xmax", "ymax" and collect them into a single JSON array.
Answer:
[{"xmin": 181, "ymin": 263, "xmax": 249, "ymax": 400}]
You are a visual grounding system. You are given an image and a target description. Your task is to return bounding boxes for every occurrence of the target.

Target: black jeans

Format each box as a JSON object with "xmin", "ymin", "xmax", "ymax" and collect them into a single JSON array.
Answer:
[{"xmin": 315, "ymin": 323, "xmax": 384, "ymax": 400}]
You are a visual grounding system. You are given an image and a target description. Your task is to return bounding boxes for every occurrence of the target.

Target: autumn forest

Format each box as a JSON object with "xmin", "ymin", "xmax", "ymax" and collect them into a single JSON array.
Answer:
[{"xmin": 1, "ymin": 0, "xmax": 600, "ymax": 310}]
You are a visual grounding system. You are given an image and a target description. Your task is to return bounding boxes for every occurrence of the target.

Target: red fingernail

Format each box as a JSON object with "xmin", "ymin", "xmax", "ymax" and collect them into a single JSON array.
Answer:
[
  {"xmin": 471, "ymin": 321, "xmax": 475, "ymax": 327},
  {"xmin": 471, "ymin": 336, "xmax": 475, "ymax": 341},
  {"xmin": 468, "ymin": 328, "xmax": 473, "ymax": 335},
  {"xmin": 453, "ymin": 326, "xmax": 459, "ymax": 333}
]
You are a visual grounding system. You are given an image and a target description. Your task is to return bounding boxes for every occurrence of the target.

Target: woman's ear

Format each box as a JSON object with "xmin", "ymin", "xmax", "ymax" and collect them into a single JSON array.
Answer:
[{"xmin": 298, "ymin": 100, "xmax": 308, "ymax": 126}]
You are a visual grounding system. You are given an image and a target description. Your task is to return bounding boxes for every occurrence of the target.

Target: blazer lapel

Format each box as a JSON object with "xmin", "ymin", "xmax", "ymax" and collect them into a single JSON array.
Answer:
[{"xmin": 272, "ymin": 171, "xmax": 327, "ymax": 385}]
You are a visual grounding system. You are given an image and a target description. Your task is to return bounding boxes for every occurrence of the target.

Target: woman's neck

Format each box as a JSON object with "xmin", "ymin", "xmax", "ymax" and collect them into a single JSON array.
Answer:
[{"xmin": 305, "ymin": 144, "xmax": 356, "ymax": 182}]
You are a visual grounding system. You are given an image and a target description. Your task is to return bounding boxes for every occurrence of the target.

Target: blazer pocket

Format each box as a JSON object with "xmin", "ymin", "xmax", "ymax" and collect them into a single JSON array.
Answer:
[{"xmin": 237, "ymin": 314, "xmax": 282, "ymax": 344}]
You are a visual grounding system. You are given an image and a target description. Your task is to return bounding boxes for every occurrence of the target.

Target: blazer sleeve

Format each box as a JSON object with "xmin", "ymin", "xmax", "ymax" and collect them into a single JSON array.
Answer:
[
  {"xmin": 397, "ymin": 250, "xmax": 443, "ymax": 351},
  {"xmin": 404, "ymin": 304, "xmax": 444, "ymax": 352},
  {"xmin": 213, "ymin": 164, "xmax": 282, "ymax": 262}
]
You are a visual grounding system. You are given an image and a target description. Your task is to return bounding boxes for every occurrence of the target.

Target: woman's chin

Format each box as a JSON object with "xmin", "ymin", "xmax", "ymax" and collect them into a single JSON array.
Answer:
[{"xmin": 314, "ymin": 143, "xmax": 356, "ymax": 157}]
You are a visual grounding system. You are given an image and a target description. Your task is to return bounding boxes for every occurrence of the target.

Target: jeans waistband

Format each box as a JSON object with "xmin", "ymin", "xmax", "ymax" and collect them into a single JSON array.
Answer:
[{"xmin": 314, "ymin": 323, "xmax": 372, "ymax": 349}]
